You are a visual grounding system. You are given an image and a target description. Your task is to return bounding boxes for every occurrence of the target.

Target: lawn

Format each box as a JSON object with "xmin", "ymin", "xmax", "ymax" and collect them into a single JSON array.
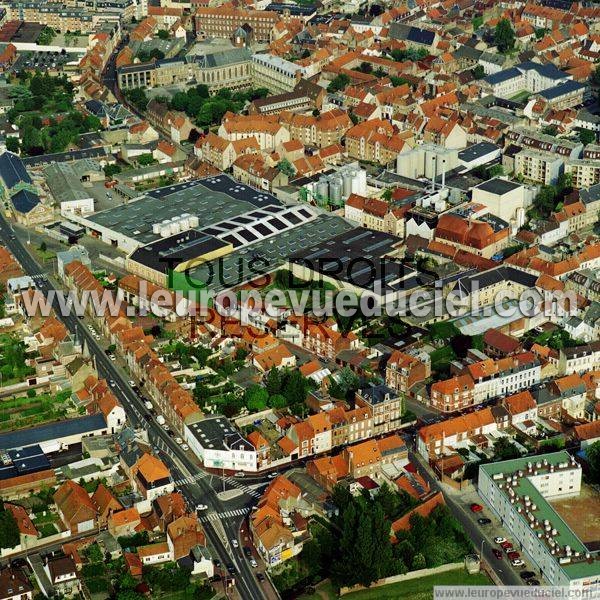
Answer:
[
  {"xmin": 0, "ymin": 390, "xmax": 72, "ymax": 432},
  {"xmin": 344, "ymin": 569, "xmax": 491, "ymax": 600},
  {"xmin": 510, "ymin": 91, "xmax": 531, "ymax": 102},
  {"xmin": 37, "ymin": 523, "xmax": 58, "ymax": 538}
]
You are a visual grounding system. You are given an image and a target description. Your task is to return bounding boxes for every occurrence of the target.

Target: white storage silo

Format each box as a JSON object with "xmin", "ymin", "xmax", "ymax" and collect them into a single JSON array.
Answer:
[
  {"xmin": 356, "ymin": 169, "xmax": 367, "ymax": 196},
  {"xmin": 317, "ymin": 179, "xmax": 329, "ymax": 203},
  {"xmin": 189, "ymin": 215, "xmax": 199, "ymax": 227},
  {"xmin": 152, "ymin": 222, "xmax": 161, "ymax": 234},
  {"xmin": 342, "ymin": 171, "xmax": 353, "ymax": 198}
]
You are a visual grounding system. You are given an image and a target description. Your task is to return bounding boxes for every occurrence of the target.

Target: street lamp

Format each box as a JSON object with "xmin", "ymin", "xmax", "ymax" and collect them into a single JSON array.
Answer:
[{"xmin": 480, "ymin": 538, "xmax": 485, "ymax": 560}]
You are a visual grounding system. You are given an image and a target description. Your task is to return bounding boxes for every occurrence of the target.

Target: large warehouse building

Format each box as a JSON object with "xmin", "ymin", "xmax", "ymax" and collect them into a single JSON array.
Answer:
[{"xmin": 67, "ymin": 175, "xmax": 355, "ymax": 290}]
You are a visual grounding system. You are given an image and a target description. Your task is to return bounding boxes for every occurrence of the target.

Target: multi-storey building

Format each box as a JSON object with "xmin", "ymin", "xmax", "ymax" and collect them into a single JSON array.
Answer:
[
  {"xmin": 280, "ymin": 109, "xmax": 352, "ymax": 148},
  {"xmin": 3, "ymin": 0, "xmax": 102, "ymax": 32},
  {"xmin": 355, "ymin": 384, "xmax": 404, "ymax": 436},
  {"xmin": 385, "ymin": 349, "xmax": 431, "ymax": 394},
  {"xmin": 345, "ymin": 119, "xmax": 410, "ymax": 165},
  {"xmin": 430, "ymin": 374, "xmax": 475, "ymax": 412},
  {"xmin": 251, "ymin": 54, "xmax": 308, "ymax": 94},
  {"xmin": 478, "ymin": 452, "xmax": 599, "ymax": 590},
  {"xmin": 565, "ymin": 159, "xmax": 600, "ymax": 189},
  {"xmin": 195, "ymin": 7, "xmax": 279, "ymax": 44},
  {"xmin": 118, "ymin": 49, "xmax": 252, "ymax": 92},
  {"xmin": 514, "ymin": 149, "xmax": 565, "ymax": 185}
]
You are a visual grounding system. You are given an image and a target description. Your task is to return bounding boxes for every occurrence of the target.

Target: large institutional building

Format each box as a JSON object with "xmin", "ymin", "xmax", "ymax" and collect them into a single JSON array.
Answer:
[{"xmin": 478, "ymin": 451, "xmax": 600, "ymax": 590}]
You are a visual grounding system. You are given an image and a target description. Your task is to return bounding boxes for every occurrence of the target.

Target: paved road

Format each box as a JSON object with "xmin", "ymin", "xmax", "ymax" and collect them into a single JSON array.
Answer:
[
  {"xmin": 409, "ymin": 449, "xmax": 525, "ymax": 586},
  {"xmin": 0, "ymin": 217, "xmax": 268, "ymax": 600}
]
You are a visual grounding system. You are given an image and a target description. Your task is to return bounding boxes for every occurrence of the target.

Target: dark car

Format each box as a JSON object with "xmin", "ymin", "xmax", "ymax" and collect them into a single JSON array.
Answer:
[
  {"xmin": 243, "ymin": 546, "xmax": 252, "ymax": 558},
  {"xmin": 492, "ymin": 549, "xmax": 503, "ymax": 560},
  {"xmin": 528, "ymin": 580, "xmax": 540, "ymax": 586},
  {"xmin": 257, "ymin": 573, "xmax": 265, "ymax": 582},
  {"xmin": 477, "ymin": 518, "xmax": 491, "ymax": 525},
  {"xmin": 520, "ymin": 571, "xmax": 535, "ymax": 580},
  {"xmin": 226, "ymin": 563, "xmax": 236, "ymax": 575},
  {"xmin": 213, "ymin": 559, "xmax": 221, "ymax": 567}
]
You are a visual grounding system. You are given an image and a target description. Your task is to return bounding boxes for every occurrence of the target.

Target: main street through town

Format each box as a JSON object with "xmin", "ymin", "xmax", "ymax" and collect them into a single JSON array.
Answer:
[{"xmin": 0, "ymin": 215, "xmax": 270, "ymax": 600}]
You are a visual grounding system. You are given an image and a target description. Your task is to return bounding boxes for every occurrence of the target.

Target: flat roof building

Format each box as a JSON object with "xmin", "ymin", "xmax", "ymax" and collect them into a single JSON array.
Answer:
[{"xmin": 478, "ymin": 451, "xmax": 600, "ymax": 589}]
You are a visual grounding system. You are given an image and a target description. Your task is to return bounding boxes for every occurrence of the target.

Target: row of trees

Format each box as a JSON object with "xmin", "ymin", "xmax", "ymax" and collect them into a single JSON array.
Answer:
[{"xmin": 301, "ymin": 484, "xmax": 470, "ymax": 589}]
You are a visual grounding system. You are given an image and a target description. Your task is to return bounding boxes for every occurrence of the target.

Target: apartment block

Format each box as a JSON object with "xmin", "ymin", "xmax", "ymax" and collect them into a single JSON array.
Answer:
[{"xmin": 355, "ymin": 384, "xmax": 405, "ymax": 436}]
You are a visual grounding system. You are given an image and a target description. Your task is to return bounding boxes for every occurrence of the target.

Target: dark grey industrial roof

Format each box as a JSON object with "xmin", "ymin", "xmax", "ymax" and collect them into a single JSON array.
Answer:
[
  {"xmin": 389, "ymin": 22, "xmax": 435, "ymax": 46},
  {"xmin": 0, "ymin": 151, "xmax": 31, "ymax": 189},
  {"xmin": 186, "ymin": 416, "xmax": 254, "ymax": 452},
  {"xmin": 0, "ymin": 413, "xmax": 106, "ymax": 450},
  {"xmin": 458, "ymin": 142, "xmax": 500, "ymax": 163},
  {"xmin": 21, "ymin": 147, "xmax": 112, "ymax": 167},
  {"xmin": 11, "ymin": 189, "xmax": 40, "ymax": 213},
  {"xmin": 475, "ymin": 177, "xmax": 522, "ymax": 196},
  {"xmin": 452, "ymin": 266, "xmax": 537, "ymax": 296},
  {"xmin": 129, "ymin": 230, "xmax": 230, "ymax": 275}
]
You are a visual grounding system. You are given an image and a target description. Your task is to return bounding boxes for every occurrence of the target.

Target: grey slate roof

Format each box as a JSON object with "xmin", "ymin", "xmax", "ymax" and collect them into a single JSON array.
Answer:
[{"xmin": 0, "ymin": 413, "xmax": 107, "ymax": 450}]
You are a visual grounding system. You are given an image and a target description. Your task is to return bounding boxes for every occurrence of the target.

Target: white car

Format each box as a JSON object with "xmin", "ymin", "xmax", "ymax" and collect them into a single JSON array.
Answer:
[
  {"xmin": 511, "ymin": 559, "xmax": 524, "ymax": 567},
  {"xmin": 109, "ymin": 380, "xmax": 116, "ymax": 387},
  {"xmin": 129, "ymin": 380, "xmax": 135, "ymax": 387},
  {"xmin": 268, "ymin": 472, "xmax": 277, "ymax": 478},
  {"xmin": 196, "ymin": 504, "xmax": 208, "ymax": 511},
  {"xmin": 181, "ymin": 443, "xmax": 189, "ymax": 451},
  {"xmin": 231, "ymin": 539, "xmax": 239, "ymax": 548},
  {"xmin": 162, "ymin": 423, "xmax": 170, "ymax": 431},
  {"xmin": 175, "ymin": 437, "xmax": 183, "ymax": 445},
  {"xmin": 250, "ymin": 558, "xmax": 258, "ymax": 568},
  {"xmin": 494, "ymin": 537, "xmax": 507, "ymax": 544},
  {"xmin": 110, "ymin": 355, "xmax": 116, "ymax": 361}
]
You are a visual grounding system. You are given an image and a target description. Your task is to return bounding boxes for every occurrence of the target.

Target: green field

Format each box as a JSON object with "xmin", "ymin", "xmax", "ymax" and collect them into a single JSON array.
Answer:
[
  {"xmin": 345, "ymin": 569, "xmax": 491, "ymax": 600},
  {"xmin": 299, "ymin": 569, "xmax": 491, "ymax": 600}
]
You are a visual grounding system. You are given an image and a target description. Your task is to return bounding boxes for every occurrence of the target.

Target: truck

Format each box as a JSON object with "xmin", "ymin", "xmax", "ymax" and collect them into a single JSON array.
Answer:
[
  {"xmin": 156, "ymin": 415, "xmax": 165, "ymax": 426},
  {"xmin": 144, "ymin": 401, "xmax": 153, "ymax": 410}
]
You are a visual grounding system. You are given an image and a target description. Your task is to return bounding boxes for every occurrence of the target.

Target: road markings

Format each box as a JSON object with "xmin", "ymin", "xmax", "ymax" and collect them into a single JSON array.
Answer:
[
  {"xmin": 200, "ymin": 507, "xmax": 251, "ymax": 523},
  {"xmin": 172, "ymin": 471, "xmax": 208, "ymax": 487},
  {"xmin": 223, "ymin": 477, "xmax": 263, "ymax": 499}
]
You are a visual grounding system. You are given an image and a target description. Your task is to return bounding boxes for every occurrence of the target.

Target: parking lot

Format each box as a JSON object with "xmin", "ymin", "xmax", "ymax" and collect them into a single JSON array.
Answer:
[{"xmin": 10, "ymin": 50, "xmax": 82, "ymax": 74}]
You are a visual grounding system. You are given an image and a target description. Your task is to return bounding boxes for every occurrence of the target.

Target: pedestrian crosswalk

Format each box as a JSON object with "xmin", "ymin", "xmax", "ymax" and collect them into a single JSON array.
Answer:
[
  {"xmin": 200, "ymin": 507, "xmax": 251, "ymax": 523},
  {"xmin": 223, "ymin": 477, "xmax": 263, "ymax": 499},
  {"xmin": 172, "ymin": 471, "xmax": 207, "ymax": 487}
]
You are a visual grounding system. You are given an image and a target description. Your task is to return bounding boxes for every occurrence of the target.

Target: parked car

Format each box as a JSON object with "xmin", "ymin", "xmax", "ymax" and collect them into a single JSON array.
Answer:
[
  {"xmin": 511, "ymin": 559, "xmax": 524, "ymax": 567},
  {"xmin": 175, "ymin": 437, "xmax": 183, "ymax": 445},
  {"xmin": 470, "ymin": 503, "xmax": 483, "ymax": 512},
  {"xmin": 231, "ymin": 539, "xmax": 239, "ymax": 548},
  {"xmin": 507, "ymin": 551, "xmax": 520, "ymax": 560},
  {"xmin": 250, "ymin": 558, "xmax": 258, "ymax": 568},
  {"xmin": 492, "ymin": 549, "xmax": 503, "ymax": 560},
  {"xmin": 243, "ymin": 547, "xmax": 252, "ymax": 558},
  {"xmin": 226, "ymin": 563, "xmax": 235, "ymax": 575},
  {"xmin": 494, "ymin": 537, "xmax": 506, "ymax": 544},
  {"xmin": 520, "ymin": 572, "xmax": 535, "ymax": 580},
  {"xmin": 181, "ymin": 443, "xmax": 189, "ymax": 451},
  {"xmin": 257, "ymin": 573, "xmax": 265, "ymax": 582},
  {"xmin": 477, "ymin": 518, "xmax": 491, "ymax": 525},
  {"xmin": 528, "ymin": 580, "xmax": 540, "ymax": 586},
  {"xmin": 196, "ymin": 504, "xmax": 208, "ymax": 511},
  {"xmin": 501, "ymin": 541, "xmax": 513, "ymax": 550}
]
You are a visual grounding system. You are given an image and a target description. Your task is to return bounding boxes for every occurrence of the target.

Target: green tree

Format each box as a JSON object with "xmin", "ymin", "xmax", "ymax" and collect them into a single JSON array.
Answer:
[
  {"xmin": 5, "ymin": 137, "xmax": 19, "ymax": 153},
  {"xmin": 578, "ymin": 128, "xmax": 596, "ymax": 145},
  {"xmin": 495, "ymin": 18, "xmax": 516, "ymax": 53},
  {"xmin": 327, "ymin": 73, "xmax": 350, "ymax": 93},
  {"xmin": 472, "ymin": 15, "xmax": 484, "ymax": 29},
  {"xmin": 0, "ymin": 504, "xmax": 20, "ymax": 549},
  {"xmin": 244, "ymin": 384, "xmax": 268, "ymax": 412},
  {"xmin": 277, "ymin": 158, "xmax": 296, "ymax": 178},
  {"xmin": 268, "ymin": 394, "xmax": 287, "ymax": 409},
  {"xmin": 533, "ymin": 185, "xmax": 557, "ymax": 217},
  {"xmin": 137, "ymin": 153, "xmax": 155, "ymax": 166},
  {"xmin": 170, "ymin": 91, "xmax": 190, "ymax": 112},
  {"xmin": 157, "ymin": 29, "xmax": 170, "ymax": 39},
  {"xmin": 39, "ymin": 242, "xmax": 47, "ymax": 252},
  {"xmin": 104, "ymin": 164, "xmax": 122, "ymax": 178},
  {"xmin": 473, "ymin": 64, "xmax": 485, "ymax": 79},
  {"xmin": 265, "ymin": 367, "xmax": 282, "ymax": 395},
  {"xmin": 493, "ymin": 437, "xmax": 521, "ymax": 461},
  {"xmin": 585, "ymin": 440, "xmax": 600, "ymax": 484},
  {"xmin": 125, "ymin": 87, "xmax": 149, "ymax": 112},
  {"xmin": 591, "ymin": 64, "xmax": 600, "ymax": 87}
]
